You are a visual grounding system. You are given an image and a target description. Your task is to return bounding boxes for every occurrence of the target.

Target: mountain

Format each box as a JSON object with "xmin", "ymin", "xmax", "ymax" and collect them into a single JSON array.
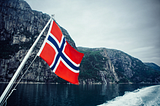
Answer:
[
  {"xmin": 78, "ymin": 47, "xmax": 119, "ymax": 84},
  {"xmin": 144, "ymin": 63, "xmax": 160, "ymax": 72},
  {"xmin": 78, "ymin": 47, "xmax": 160, "ymax": 84},
  {"xmin": 0, "ymin": 0, "xmax": 160, "ymax": 84},
  {"xmin": 0, "ymin": 0, "xmax": 75, "ymax": 83}
]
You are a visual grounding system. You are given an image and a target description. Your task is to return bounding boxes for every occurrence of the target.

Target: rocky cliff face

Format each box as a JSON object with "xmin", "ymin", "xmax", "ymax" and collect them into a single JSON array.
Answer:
[
  {"xmin": 0, "ymin": 0, "xmax": 76, "ymax": 83},
  {"xmin": 106, "ymin": 49, "xmax": 160, "ymax": 83},
  {"xmin": 78, "ymin": 47, "xmax": 160, "ymax": 84},
  {"xmin": 78, "ymin": 47, "xmax": 119, "ymax": 84}
]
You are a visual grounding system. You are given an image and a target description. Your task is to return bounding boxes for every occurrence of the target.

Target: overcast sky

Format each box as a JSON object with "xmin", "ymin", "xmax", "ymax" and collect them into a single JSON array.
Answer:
[{"xmin": 25, "ymin": 0, "xmax": 160, "ymax": 66}]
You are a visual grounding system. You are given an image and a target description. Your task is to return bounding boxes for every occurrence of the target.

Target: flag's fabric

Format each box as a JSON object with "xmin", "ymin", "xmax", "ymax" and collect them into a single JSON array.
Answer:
[{"xmin": 37, "ymin": 20, "xmax": 84, "ymax": 85}]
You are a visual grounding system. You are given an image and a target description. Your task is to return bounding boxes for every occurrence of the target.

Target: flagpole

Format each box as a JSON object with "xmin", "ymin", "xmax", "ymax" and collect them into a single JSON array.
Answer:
[{"xmin": 0, "ymin": 16, "xmax": 53, "ymax": 106}]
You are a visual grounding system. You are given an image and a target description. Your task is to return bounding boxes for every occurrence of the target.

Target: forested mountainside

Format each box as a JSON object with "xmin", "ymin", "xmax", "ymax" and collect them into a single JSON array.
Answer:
[
  {"xmin": 78, "ymin": 47, "xmax": 160, "ymax": 84},
  {"xmin": 0, "ymin": 0, "xmax": 160, "ymax": 84}
]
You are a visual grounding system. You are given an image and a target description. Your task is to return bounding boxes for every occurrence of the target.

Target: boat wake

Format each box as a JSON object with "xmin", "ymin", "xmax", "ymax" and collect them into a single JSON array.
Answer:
[{"xmin": 98, "ymin": 85, "xmax": 160, "ymax": 106}]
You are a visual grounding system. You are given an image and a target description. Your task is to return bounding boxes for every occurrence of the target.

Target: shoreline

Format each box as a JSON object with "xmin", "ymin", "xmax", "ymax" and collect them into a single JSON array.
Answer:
[{"xmin": 0, "ymin": 82, "xmax": 159, "ymax": 85}]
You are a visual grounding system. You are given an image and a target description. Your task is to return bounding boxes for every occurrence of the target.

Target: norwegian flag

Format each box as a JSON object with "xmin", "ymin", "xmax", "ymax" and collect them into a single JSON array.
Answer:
[{"xmin": 37, "ymin": 20, "xmax": 84, "ymax": 85}]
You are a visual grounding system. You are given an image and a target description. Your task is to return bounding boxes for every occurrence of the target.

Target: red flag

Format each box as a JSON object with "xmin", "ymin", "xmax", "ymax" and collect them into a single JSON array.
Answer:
[{"xmin": 37, "ymin": 20, "xmax": 84, "ymax": 85}]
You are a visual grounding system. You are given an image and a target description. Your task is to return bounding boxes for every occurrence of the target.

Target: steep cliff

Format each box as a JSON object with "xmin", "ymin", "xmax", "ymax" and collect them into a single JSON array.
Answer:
[
  {"xmin": 0, "ymin": 0, "xmax": 76, "ymax": 83},
  {"xmin": 78, "ymin": 47, "xmax": 160, "ymax": 84},
  {"xmin": 78, "ymin": 47, "xmax": 119, "ymax": 84},
  {"xmin": 106, "ymin": 49, "xmax": 160, "ymax": 83}
]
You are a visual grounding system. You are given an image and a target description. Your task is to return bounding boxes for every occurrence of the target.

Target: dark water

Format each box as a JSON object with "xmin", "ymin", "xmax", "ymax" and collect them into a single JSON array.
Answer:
[{"xmin": 0, "ymin": 84, "xmax": 156, "ymax": 106}]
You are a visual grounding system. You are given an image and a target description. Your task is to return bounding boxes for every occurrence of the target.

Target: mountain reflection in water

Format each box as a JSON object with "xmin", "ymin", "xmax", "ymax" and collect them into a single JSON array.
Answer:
[{"xmin": 0, "ymin": 83, "xmax": 153, "ymax": 106}]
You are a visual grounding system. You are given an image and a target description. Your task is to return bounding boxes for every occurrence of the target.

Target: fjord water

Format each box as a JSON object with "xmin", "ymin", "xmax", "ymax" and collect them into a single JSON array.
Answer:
[
  {"xmin": 98, "ymin": 85, "xmax": 160, "ymax": 106},
  {"xmin": 0, "ymin": 84, "xmax": 159, "ymax": 106}
]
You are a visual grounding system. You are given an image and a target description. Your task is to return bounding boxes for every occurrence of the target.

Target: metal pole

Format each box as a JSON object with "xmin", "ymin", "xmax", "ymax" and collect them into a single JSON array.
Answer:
[{"xmin": 0, "ymin": 17, "xmax": 52, "ymax": 106}]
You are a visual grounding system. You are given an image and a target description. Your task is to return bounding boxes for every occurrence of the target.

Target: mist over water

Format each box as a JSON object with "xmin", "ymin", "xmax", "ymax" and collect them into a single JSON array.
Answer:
[{"xmin": 0, "ymin": 84, "xmax": 158, "ymax": 106}]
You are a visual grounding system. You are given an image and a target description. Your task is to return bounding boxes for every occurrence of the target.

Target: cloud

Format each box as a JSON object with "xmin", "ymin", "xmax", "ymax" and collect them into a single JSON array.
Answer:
[{"xmin": 25, "ymin": 0, "xmax": 160, "ymax": 66}]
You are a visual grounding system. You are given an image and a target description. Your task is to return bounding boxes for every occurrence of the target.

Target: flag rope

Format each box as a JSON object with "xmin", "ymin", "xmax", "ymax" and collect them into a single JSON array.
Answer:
[
  {"xmin": 2, "ymin": 55, "xmax": 38, "ymax": 106},
  {"xmin": 0, "ymin": 16, "xmax": 53, "ymax": 106}
]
